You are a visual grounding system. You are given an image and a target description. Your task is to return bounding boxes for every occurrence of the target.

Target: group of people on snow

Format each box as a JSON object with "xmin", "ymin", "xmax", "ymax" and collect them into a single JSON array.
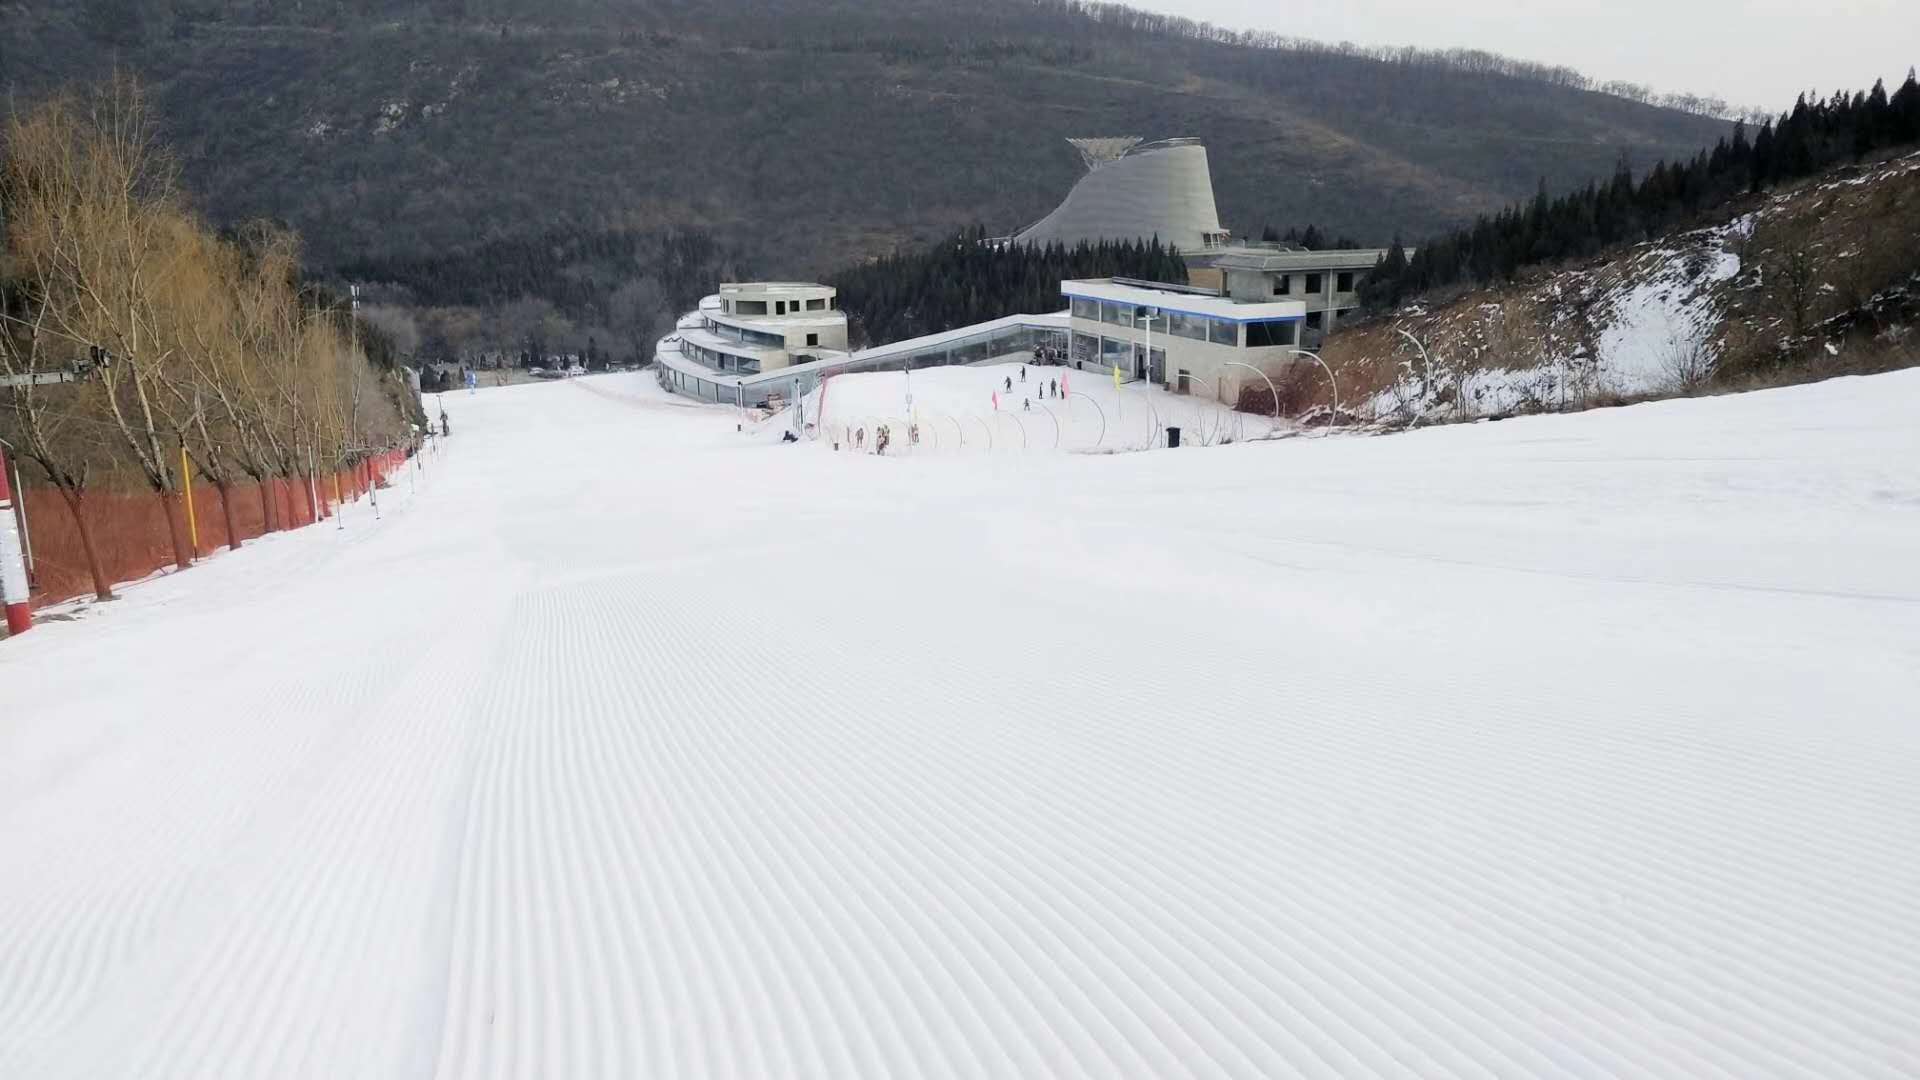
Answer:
[{"xmin": 1009, "ymin": 364, "xmax": 1064, "ymax": 411}]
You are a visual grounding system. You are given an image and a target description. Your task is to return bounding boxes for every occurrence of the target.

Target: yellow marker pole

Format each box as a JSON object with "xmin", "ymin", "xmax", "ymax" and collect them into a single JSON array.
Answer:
[{"xmin": 180, "ymin": 444, "xmax": 199, "ymax": 551}]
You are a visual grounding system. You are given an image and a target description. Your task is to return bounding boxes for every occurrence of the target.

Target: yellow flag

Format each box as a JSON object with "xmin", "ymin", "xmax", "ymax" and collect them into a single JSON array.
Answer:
[{"xmin": 1113, "ymin": 362, "xmax": 1123, "ymax": 389}]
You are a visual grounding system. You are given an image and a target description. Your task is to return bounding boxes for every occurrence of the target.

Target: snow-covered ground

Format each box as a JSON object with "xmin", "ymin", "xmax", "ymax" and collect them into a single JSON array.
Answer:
[
  {"xmin": 3, "ymin": 366, "xmax": 1918, "ymax": 1078},
  {"xmin": 803, "ymin": 363, "xmax": 1283, "ymax": 452}
]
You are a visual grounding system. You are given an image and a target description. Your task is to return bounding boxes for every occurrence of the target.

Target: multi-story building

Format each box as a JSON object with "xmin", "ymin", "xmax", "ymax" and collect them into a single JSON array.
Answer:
[
  {"xmin": 672, "ymin": 282, "xmax": 850, "ymax": 377},
  {"xmin": 1188, "ymin": 245, "xmax": 1398, "ymax": 348},
  {"xmin": 657, "ymin": 287, "xmax": 1067, "ymax": 409},
  {"xmin": 1062, "ymin": 277, "xmax": 1305, "ymax": 404}
]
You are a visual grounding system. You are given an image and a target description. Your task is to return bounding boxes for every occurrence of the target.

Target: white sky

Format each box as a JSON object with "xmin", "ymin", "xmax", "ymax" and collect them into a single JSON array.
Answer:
[{"xmin": 1121, "ymin": 0, "xmax": 1919, "ymax": 114}]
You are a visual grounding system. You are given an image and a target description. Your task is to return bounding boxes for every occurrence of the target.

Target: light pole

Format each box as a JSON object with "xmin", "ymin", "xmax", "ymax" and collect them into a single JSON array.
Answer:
[
  {"xmin": 1289, "ymin": 348, "xmax": 1340, "ymax": 436},
  {"xmin": 1138, "ymin": 311, "xmax": 1161, "ymax": 387},
  {"xmin": 1136, "ymin": 310, "xmax": 1162, "ymax": 448},
  {"xmin": 903, "ymin": 363, "xmax": 914, "ymax": 456},
  {"xmin": 1394, "ymin": 327, "xmax": 1432, "ymax": 402}
]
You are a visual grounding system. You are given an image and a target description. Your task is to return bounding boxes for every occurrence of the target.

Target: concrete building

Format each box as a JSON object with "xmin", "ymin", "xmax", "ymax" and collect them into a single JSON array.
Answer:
[
  {"xmin": 1188, "ymin": 245, "xmax": 1397, "ymax": 348},
  {"xmin": 673, "ymin": 282, "xmax": 850, "ymax": 377},
  {"xmin": 1062, "ymin": 277, "xmax": 1305, "ymax": 405},
  {"xmin": 1014, "ymin": 138, "xmax": 1232, "ymax": 255}
]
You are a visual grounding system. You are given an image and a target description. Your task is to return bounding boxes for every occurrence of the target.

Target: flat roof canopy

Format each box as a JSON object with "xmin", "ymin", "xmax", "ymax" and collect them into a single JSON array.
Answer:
[
  {"xmin": 1062, "ymin": 279, "xmax": 1307, "ymax": 323},
  {"xmin": 720, "ymin": 282, "xmax": 835, "ymax": 298},
  {"xmin": 1202, "ymin": 248, "xmax": 1401, "ymax": 273}
]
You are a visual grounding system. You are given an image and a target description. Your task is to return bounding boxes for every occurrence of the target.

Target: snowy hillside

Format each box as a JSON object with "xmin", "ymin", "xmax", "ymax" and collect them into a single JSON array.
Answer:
[
  {"xmin": 2, "ymin": 368, "xmax": 1917, "ymax": 1077},
  {"xmin": 1333, "ymin": 150, "xmax": 1920, "ymax": 424}
]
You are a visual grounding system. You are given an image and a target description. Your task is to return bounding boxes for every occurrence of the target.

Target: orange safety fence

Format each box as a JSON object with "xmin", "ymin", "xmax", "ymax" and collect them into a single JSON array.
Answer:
[{"xmin": 13, "ymin": 451, "xmax": 414, "ymax": 610}]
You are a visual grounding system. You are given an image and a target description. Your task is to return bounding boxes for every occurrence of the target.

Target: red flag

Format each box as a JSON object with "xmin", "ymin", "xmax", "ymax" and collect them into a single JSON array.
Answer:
[{"xmin": 992, "ymin": 391, "xmax": 999, "ymax": 411}]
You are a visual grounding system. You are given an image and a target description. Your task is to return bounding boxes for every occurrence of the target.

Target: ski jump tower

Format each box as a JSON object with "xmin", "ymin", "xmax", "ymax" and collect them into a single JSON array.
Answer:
[{"xmin": 1014, "ymin": 137, "xmax": 1232, "ymax": 254}]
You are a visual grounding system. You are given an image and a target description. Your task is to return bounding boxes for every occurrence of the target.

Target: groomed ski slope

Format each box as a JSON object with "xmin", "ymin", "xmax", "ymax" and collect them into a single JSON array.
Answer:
[{"xmin": 2, "ymin": 364, "xmax": 1918, "ymax": 1079}]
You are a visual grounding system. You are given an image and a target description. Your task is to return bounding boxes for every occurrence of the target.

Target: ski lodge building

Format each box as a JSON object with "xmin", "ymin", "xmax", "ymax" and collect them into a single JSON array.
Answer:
[
  {"xmin": 653, "ymin": 135, "xmax": 1392, "ymax": 409},
  {"xmin": 670, "ymin": 283, "xmax": 850, "ymax": 377},
  {"xmin": 1062, "ymin": 277, "xmax": 1305, "ymax": 403}
]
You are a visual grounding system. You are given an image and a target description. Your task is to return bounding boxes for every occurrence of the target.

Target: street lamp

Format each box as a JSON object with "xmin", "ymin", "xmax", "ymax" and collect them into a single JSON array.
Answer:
[
  {"xmin": 1136, "ymin": 310, "xmax": 1161, "ymax": 387},
  {"xmin": 1136, "ymin": 309, "xmax": 1163, "ymax": 448},
  {"xmin": 1393, "ymin": 327, "xmax": 1432, "ymax": 402},
  {"xmin": 1289, "ymin": 348, "xmax": 1340, "ymax": 436}
]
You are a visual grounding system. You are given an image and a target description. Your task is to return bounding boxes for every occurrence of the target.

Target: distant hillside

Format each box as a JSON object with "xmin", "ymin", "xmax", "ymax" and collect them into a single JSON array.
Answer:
[
  {"xmin": 5, "ymin": 0, "xmax": 1731, "ymax": 279},
  {"xmin": 1303, "ymin": 150, "xmax": 1920, "ymax": 425}
]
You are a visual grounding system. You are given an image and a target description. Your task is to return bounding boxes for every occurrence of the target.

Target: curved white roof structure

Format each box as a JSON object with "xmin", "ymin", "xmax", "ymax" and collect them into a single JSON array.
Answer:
[{"xmin": 1015, "ymin": 138, "xmax": 1230, "ymax": 254}]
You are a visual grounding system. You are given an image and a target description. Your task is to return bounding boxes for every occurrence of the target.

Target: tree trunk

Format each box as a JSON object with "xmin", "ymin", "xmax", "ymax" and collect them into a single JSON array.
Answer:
[
  {"xmin": 158, "ymin": 488, "xmax": 194, "ymax": 571},
  {"xmin": 302, "ymin": 472, "xmax": 317, "ymax": 524},
  {"xmin": 216, "ymin": 480, "xmax": 242, "ymax": 552},
  {"xmin": 259, "ymin": 478, "xmax": 278, "ymax": 533},
  {"xmin": 57, "ymin": 486, "xmax": 115, "ymax": 601}
]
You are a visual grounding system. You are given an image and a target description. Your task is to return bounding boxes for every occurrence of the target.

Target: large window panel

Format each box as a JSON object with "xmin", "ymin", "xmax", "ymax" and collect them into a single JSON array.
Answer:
[
  {"xmin": 1165, "ymin": 309, "xmax": 1208, "ymax": 341},
  {"xmin": 1245, "ymin": 319, "xmax": 1299, "ymax": 349},
  {"xmin": 1208, "ymin": 318, "xmax": 1240, "ymax": 346}
]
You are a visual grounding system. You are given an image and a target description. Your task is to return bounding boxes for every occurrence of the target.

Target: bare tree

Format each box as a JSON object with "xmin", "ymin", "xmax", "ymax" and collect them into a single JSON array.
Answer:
[
  {"xmin": 4, "ymin": 74, "xmax": 421, "ymax": 599},
  {"xmin": 607, "ymin": 276, "xmax": 669, "ymax": 364},
  {"xmin": 1659, "ymin": 321, "xmax": 1715, "ymax": 393},
  {"xmin": 0, "ymin": 290, "xmax": 115, "ymax": 600},
  {"xmin": 1764, "ymin": 220, "xmax": 1820, "ymax": 338},
  {"xmin": 155, "ymin": 222, "xmax": 250, "ymax": 551},
  {"xmin": 5, "ymin": 77, "xmax": 199, "ymax": 570}
]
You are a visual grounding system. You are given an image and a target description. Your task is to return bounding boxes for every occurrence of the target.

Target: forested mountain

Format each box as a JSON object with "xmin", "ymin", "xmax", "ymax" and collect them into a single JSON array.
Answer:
[
  {"xmin": 7, "ymin": 0, "xmax": 1730, "ymax": 275},
  {"xmin": 1361, "ymin": 77, "xmax": 1920, "ymax": 307}
]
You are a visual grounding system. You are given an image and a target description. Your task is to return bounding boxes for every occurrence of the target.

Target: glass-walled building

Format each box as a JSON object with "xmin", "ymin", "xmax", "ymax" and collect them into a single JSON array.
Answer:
[{"xmin": 1062, "ymin": 277, "xmax": 1305, "ymax": 404}]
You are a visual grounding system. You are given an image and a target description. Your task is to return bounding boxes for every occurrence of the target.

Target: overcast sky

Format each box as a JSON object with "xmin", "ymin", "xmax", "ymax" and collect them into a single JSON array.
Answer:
[{"xmin": 1123, "ymin": 0, "xmax": 1918, "ymax": 114}]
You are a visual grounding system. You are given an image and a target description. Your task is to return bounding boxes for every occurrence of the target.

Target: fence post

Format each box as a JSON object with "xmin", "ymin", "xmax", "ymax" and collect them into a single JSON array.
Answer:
[
  {"xmin": 180, "ymin": 443, "xmax": 199, "ymax": 552},
  {"xmin": 0, "ymin": 445, "xmax": 33, "ymax": 635},
  {"xmin": 8, "ymin": 451, "xmax": 31, "ymax": 585}
]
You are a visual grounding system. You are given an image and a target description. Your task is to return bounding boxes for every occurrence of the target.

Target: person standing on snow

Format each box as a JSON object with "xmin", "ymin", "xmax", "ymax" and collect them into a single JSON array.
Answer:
[{"xmin": 1005, "ymin": 376, "xmax": 1012, "ymax": 393}]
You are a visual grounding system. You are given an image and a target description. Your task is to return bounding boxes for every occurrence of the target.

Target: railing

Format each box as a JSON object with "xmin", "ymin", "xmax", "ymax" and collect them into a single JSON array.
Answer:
[{"xmin": 656, "ymin": 314, "xmax": 1070, "ymax": 409}]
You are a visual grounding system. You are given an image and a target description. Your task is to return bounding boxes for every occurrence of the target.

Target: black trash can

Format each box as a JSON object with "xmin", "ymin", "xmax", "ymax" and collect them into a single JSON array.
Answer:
[{"xmin": 1166, "ymin": 426, "xmax": 1182, "ymax": 448}]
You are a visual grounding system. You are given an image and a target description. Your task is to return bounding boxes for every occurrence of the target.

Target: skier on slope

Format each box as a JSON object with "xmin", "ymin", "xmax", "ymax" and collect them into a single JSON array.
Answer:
[{"xmin": 1005, "ymin": 376, "xmax": 1012, "ymax": 392}]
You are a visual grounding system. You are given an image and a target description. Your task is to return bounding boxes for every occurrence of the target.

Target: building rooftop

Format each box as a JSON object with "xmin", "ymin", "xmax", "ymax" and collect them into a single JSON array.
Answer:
[
  {"xmin": 1063, "ymin": 278, "xmax": 1306, "ymax": 323},
  {"xmin": 719, "ymin": 282, "xmax": 835, "ymax": 297},
  {"xmin": 1199, "ymin": 247, "xmax": 1403, "ymax": 273},
  {"xmin": 707, "ymin": 308, "xmax": 848, "ymax": 333}
]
